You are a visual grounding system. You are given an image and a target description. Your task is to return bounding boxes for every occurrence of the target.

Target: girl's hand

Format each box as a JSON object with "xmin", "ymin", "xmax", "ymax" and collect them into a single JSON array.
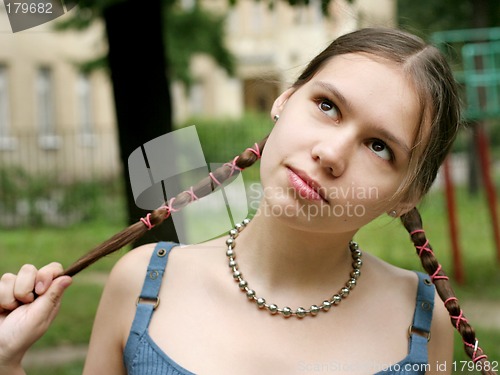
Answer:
[{"xmin": 0, "ymin": 263, "xmax": 72, "ymax": 373}]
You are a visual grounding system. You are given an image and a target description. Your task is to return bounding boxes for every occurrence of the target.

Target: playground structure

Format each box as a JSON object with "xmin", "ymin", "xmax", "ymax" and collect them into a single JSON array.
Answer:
[{"xmin": 431, "ymin": 27, "xmax": 500, "ymax": 284}]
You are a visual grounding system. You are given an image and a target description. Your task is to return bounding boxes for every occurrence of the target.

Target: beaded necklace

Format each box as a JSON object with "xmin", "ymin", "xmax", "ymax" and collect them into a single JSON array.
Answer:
[{"xmin": 225, "ymin": 218, "xmax": 363, "ymax": 318}]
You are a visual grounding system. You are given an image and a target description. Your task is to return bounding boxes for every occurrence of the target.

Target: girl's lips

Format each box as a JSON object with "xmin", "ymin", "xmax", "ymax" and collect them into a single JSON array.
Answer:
[{"xmin": 287, "ymin": 168, "xmax": 328, "ymax": 202}]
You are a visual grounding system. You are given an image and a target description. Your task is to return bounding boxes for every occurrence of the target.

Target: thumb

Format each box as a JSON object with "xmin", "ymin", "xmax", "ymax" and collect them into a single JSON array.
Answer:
[{"xmin": 32, "ymin": 276, "xmax": 72, "ymax": 322}]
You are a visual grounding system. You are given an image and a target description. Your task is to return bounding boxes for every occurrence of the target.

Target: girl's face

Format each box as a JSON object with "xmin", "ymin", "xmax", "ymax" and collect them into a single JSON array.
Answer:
[{"xmin": 259, "ymin": 53, "xmax": 423, "ymax": 233}]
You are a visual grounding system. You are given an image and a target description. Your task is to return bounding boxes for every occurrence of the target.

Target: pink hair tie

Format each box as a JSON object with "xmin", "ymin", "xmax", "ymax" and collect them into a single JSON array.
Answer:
[
  {"xmin": 416, "ymin": 239, "xmax": 433, "ymax": 257},
  {"xmin": 472, "ymin": 354, "xmax": 488, "ymax": 363},
  {"xmin": 410, "ymin": 229, "xmax": 425, "ymax": 236},
  {"xmin": 443, "ymin": 297, "xmax": 458, "ymax": 306},
  {"xmin": 161, "ymin": 207, "xmax": 172, "ymax": 219},
  {"xmin": 224, "ymin": 156, "xmax": 243, "ymax": 175},
  {"xmin": 161, "ymin": 197, "xmax": 180, "ymax": 219},
  {"xmin": 185, "ymin": 186, "xmax": 198, "ymax": 202},
  {"xmin": 451, "ymin": 309, "xmax": 468, "ymax": 330},
  {"xmin": 410, "ymin": 230, "xmax": 433, "ymax": 256},
  {"xmin": 430, "ymin": 264, "xmax": 449, "ymax": 281},
  {"xmin": 246, "ymin": 143, "xmax": 261, "ymax": 159},
  {"xmin": 209, "ymin": 172, "xmax": 221, "ymax": 186},
  {"xmin": 140, "ymin": 213, "xmax": 155, "ymax": 230},
  {"xmin": 464, "ymin": 340, "xmax": 488, "ymax": 363},
  {"xmin": 167, "ymin": 198, "xmax": 179, "ymax": 212}
]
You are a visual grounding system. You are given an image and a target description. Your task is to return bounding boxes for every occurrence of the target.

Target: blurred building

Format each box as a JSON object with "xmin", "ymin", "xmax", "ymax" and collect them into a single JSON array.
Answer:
[
  {"xmin": 174, "ymin": 0, "xmax": 396, "ymax": 122},
  {"xmin": 0, "ymin": 7, "xmax": 118, "ymax": 181},
  {"xmin": 0, "ymin": 0, "xmax": 396, "ymax": 181}
]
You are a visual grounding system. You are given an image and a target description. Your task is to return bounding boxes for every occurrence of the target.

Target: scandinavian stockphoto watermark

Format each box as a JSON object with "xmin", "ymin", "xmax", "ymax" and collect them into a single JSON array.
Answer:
[
  {"xmin": 247, "ymin": 182, "xmax": 379, "ymax": 221},
  {"xmin": 3, "ymin": 0, "xmax": 76, "ymax": 33},
  {"xmin": 128, "ymin": 126, "xmax": 380, "ymax": 244}
]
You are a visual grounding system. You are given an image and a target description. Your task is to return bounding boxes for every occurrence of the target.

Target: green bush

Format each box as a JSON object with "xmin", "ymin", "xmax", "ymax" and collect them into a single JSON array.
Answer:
[
  {"xmin": 0, "ymin": 167, "xmax": 125, "ymax": 228},
  {"xmin": 177, "ymin": 111, "xmax": 272, "ymax": 182}
]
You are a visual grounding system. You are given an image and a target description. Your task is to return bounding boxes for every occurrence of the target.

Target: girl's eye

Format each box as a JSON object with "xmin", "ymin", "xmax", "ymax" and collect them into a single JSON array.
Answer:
[
  {"xmin": 367, "ymin": 140, "xmax": 393, "ymax": 161},
  {"xmin": 317, "ymin": 99, "xmax": 340, "ymax": 120}
]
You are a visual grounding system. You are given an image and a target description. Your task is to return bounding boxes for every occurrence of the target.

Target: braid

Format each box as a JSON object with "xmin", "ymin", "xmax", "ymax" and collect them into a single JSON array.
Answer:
[
  {"xmin": 62, "ymin": 135, "xmax": 269, "ymax": 277},
  {"xmin": 401, "ymin": 208, "xmax": 497, "ymax": 375}
]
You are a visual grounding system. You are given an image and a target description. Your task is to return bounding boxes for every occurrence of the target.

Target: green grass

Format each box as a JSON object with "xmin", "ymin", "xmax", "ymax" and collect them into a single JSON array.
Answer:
[
  {"xmin": 30, "ymin": 283, "xmax": 109, "ymax": 348},
  {"xmin": 2, "ymin": 184, "xmax": 500, "ymax": 372},
  {"xmin": 0, "ymin": 219, "xmax": 127, "ymax": 274},
  {"xmin": 25, "ymin": 361, "xmax": 85, "ymax": 375}
]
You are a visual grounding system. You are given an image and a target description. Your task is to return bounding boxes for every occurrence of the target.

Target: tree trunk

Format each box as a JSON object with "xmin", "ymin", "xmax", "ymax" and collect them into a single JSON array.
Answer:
[
  {"xmin": 103, "ymin": 0, "xmax": 179, "ymax": 246},
  {"xmin": 471, "ymin": 0, "xmax": 490, "ymax": 28}
]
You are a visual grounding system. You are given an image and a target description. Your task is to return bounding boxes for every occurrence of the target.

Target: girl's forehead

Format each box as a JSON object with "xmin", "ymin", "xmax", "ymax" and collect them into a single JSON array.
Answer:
[
  {"xmin": 314, "ymin": 52, "xmax": 404, "ymax": 80},
  {"xmin": 311, "ymin": 54, "xmax": 419, "ymax": 113}
]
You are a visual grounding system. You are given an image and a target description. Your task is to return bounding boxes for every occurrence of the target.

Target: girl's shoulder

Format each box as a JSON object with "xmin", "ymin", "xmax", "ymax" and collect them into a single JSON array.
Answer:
[
  {"xmin": 363, "ymin": 251, "xmax": 419, "ymax": 288},
  {"xmin": 100, "ymin": 243, "xmax": 159, "ymax": 313},
  {"xmin": 364, "ymin": 252, "xmax": 454, "ymax": 366},
  {"xmin": 107, "ymin": 239, "xmax": 224, "ymax": 292},
  {"xmin": 109, "ymin": 242, "xmax": 158, "ymax": 282}
]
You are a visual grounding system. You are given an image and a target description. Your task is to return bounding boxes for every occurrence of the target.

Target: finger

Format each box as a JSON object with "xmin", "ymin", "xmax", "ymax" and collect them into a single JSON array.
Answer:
[
  {"xmin": 34, "ymin": 262, "xmax": 64, "ymax": 295},
  {"xmin": 0, "ymin": 276, "xmax": 72, "ymax": 361},
  {"xmin": 0, "ymin": 273, "xmax": 20, "ymax": 310},
  {"xmin": 13, "ymin": 264, "xmax": 38, "ymax": 304}
]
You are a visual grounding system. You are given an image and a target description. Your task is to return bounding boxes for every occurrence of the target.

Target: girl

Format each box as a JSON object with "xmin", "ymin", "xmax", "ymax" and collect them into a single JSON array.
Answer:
[{"xmin": 0, "ymin": 27, "xmax": 496, "ymax": 375}]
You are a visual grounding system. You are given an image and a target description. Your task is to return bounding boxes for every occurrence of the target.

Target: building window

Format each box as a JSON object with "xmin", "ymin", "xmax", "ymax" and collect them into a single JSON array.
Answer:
[
  {"xmin": 77, "ymin": 73, "xmax": 95, "ymax": 147},
  {"xmin": 37, "ymin": 66, "xmax": 60, "ymax": 149},
  {"xmin": 0, "ymin": 65, "xmax": 17, "ymax": 150}
]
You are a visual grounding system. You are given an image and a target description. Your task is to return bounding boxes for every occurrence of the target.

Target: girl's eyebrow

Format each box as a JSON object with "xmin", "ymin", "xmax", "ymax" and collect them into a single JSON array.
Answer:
[
  {"xmin": 313, "ymin": 81, "xmax": 411, "ymax": 157},
  {"xmin": 314, "ymin": 81, "xmax": 353, "ymax": 112},
  {"xmin": 371, "ymin": 124, "xmax": 411, "ymax": 157}
]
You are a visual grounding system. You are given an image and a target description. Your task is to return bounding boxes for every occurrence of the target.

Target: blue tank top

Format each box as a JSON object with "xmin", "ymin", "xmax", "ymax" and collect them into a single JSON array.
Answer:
[{"xmin": 124, "ymin": 242, "xmax": 435, "ymax": 375}]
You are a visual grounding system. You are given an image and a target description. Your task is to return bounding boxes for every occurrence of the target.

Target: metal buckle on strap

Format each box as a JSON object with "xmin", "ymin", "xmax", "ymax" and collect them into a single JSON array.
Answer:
[
  {"xmin": 408, "ymin": 325, "xmax": 431, "ymax": 342},
  {"xmin": 136, "ymin": 296, "xmax": 160, "ymax": 310}
]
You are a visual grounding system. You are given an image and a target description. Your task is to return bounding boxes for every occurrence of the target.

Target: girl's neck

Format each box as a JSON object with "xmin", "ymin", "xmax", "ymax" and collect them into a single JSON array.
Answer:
[{"xmin": 231, "ymin": 207, "xmax": 358, "ymax": 301}]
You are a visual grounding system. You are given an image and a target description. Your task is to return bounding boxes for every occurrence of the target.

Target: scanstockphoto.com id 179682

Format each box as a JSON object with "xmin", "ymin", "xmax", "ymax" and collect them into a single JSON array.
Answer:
[{"xmin": 296, "ymin": 360, "xmax": 499, "ymax": 373}]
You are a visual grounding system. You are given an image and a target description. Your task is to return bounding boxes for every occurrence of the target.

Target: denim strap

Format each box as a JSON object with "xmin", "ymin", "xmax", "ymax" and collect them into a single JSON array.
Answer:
[{"xmin": 124, "ymin": 241, "xmax": 178, "ymax": 365}]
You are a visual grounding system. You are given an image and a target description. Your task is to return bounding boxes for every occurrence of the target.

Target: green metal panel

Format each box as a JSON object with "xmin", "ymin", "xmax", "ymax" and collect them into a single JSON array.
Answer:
[
  {"xmin": 431, "ymin": 27, "xmax": 500, "ymax": 120},
  {"xmin": 431, "ymin": 27, "xmax": 500, "ymax": 44},
  {"xmin": 462, "ymin": 41, "xmax": 500, "ymax": 119}
]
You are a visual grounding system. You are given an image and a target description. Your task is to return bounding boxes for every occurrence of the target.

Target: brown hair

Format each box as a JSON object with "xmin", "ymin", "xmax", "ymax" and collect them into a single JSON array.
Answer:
[
  {"xmin": 402, "ymin": 208, "xmax": 495, "ymax": 373},
  {"xmin": 62, "ymin": 28, "xmax": 495, "ymax": 373}
]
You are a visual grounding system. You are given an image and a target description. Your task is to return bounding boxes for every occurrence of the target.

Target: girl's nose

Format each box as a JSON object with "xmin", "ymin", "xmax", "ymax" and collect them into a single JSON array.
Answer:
[{"xmin": 311, "ymin": 131, "xmax": 354, "ymax": 177}]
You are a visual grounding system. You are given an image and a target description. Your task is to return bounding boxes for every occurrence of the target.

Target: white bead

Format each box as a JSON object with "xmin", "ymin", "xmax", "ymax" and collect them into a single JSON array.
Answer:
[
  {"xmin": 282, "ymin": 307, "xmax": 292, "ymax": 317},
  {"xmin": 296, "ymin": 307, "xmax": 307, "ymax": 318}
]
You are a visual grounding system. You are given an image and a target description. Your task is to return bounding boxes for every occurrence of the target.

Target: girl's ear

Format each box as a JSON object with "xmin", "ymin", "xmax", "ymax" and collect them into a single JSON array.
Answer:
[
  {"xmin": 389, "ymin": 201, "xmax": 419, "ymax": 218},
  {"xmin": 388, "ymin": 188, "xmax": 424, "ymax": 218},
  {"xmin": 270, "ymin": 88, "xmax": 295, "ymax": 121}
]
